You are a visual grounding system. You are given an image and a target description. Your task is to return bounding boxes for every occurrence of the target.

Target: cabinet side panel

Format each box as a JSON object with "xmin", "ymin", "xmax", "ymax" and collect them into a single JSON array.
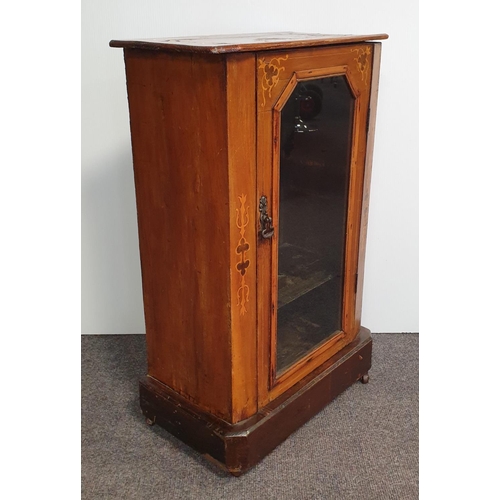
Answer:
[
  {"xmin": 226, "ymin": 53, "xmax": 258, "ymax": 423},
  {"xmin": 355, "ymin": 43, "xmax": 382, "ymax": 330},
  {"xmin": 124, "ymin": 50, "xmax": 232, "ymax": 420}
]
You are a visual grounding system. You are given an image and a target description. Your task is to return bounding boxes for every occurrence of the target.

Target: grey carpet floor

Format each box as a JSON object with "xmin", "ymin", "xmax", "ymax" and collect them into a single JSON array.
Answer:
[{"xmin": 82, "ymin": 333, "xmax": 418, "ymax": 499}]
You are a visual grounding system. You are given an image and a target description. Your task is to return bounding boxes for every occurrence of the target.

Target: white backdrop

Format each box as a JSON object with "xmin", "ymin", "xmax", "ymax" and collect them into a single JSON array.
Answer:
[{"xmin": 81, "ymin": 0, "xmax": 418, "ymax": 334}]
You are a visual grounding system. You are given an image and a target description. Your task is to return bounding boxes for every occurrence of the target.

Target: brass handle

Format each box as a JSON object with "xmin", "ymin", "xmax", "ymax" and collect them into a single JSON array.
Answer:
[{"xmin": 259, "ymin": 196, "xmax": 274, "ymax": 239}]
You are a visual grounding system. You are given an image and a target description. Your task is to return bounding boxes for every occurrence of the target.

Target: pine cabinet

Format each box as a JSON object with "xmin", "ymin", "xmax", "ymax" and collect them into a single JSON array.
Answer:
[{"xmin": 110, "ymin": 32, "xmax": 388, "ymax": 475}]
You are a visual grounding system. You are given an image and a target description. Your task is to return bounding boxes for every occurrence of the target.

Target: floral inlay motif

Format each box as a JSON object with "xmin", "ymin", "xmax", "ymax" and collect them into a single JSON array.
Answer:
[
  {"xmin": 258, "ymin": 55, "xmax": 289, "ymax": 107},
  {"xmin": 351, "ymin": 46, "xmax": 372, "ymax": 84},
  {"xmin": 235, "ymin": 194, "xmax": 250, "ymax": 315}
]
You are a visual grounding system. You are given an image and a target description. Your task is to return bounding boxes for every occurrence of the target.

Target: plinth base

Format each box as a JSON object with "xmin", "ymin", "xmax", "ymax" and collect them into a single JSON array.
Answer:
[{"xmin": 139, "ymin": 327, "xmax": 372, "ymax": 475}]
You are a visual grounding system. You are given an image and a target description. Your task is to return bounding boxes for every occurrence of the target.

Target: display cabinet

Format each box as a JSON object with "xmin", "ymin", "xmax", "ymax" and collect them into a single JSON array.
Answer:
[{"xmin": 110, "ymin": 32, "xmax": 387, "ymax": 475}]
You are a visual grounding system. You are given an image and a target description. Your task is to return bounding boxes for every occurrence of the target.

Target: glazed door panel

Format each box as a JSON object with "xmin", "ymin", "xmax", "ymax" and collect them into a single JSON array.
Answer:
[{"xmin": 256, "ymin": 45, "xmax": 374, "ymax": 403}]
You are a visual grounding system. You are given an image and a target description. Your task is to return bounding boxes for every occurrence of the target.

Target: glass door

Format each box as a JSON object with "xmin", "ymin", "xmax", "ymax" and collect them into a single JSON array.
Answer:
[
  {"xmin": 256, "ymin": 45, "xmax": 373, "ymax": 402},
  {"xmin": 276, "ymin": 75, "xmax": 354, "ymax": 374}
]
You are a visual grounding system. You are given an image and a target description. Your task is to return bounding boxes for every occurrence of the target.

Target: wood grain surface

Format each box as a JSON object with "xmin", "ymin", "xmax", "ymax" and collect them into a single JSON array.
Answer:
[
  {"xmin": 226, "ymin": 53, "xmax": 258, "ymax": 422},
  {"xmin": 124, "ymin": 50, "xmax": 233, "ymax": 421},
  {"xmin": 355, "ymin": 43, "xmax": 383, "ymax": 330},
  {"xmin": 110, "ymin": 32, "xmax": 388, "ymax": 54}
]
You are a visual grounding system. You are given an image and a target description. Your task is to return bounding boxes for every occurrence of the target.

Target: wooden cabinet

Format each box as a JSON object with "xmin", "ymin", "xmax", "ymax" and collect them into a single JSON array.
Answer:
[{"xmin": 110, "ymin": 32, "xmax": 388, "ymax": 475}]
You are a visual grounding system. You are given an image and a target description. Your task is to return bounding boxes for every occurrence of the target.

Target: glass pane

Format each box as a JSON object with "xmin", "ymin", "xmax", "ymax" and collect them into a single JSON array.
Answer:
[{"xmin": 276, "ymin": 75, "xmax": 354, "ymax": 374}]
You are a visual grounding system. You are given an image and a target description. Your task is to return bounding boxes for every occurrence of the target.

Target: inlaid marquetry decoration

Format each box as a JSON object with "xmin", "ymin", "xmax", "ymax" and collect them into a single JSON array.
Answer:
[
  {"xmin": 258, "ymin": 55, "xmax": 289, "ymax": 107},
  {"xmin": 235, "ymin": 194, "xmax": 250, "ymax": 315},
  {"xmin": 351, "ymin": 46, "xmax": 372, "ymax": 84}
]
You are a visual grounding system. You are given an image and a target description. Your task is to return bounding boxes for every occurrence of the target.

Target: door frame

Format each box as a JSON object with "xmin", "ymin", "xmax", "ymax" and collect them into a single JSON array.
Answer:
[{"xmin": 256, "ymin": 44, "xmax": 375, "ymax": 405}]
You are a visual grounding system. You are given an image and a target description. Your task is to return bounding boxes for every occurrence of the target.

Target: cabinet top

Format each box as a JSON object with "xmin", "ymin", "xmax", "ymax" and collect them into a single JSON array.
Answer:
[{"xmin": 109, "ymin": 32, "xmax": 388, "ymax": 54}]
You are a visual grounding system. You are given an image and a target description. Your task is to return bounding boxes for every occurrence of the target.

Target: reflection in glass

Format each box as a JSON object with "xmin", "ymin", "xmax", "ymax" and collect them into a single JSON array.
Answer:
[{"xmin": 276, "ymin": 76, "xmax": 354, "ymax": 374}]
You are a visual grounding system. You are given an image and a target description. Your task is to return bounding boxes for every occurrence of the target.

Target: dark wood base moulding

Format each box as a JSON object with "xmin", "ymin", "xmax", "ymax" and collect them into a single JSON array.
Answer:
[{"xmin": 139, "ymin": 327, "xmax": 372, "ymax": 476}]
